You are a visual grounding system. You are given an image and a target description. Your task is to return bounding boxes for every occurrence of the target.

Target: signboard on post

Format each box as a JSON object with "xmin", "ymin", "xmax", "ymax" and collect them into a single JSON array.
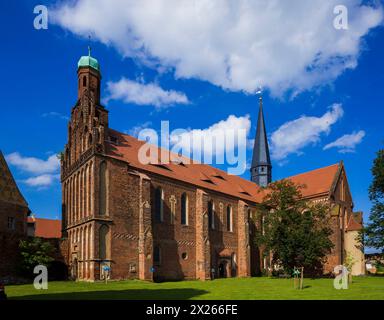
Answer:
[{"xmin": 101, "ymin": 264, "xmax": 111, "ymax": 283}]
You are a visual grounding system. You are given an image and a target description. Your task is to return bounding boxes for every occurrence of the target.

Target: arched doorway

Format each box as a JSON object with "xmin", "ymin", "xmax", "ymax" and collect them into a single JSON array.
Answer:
[
  {"xmin": 218, "ymin": 258, "xmax": 232, "ymax": 278},
  {"xmin": 217, "ymin": 248, "xmax": 234, "ymax": 278},
  {"xmin": 219, "ymin": 261, "xmax": 228, "ymax": 278}
]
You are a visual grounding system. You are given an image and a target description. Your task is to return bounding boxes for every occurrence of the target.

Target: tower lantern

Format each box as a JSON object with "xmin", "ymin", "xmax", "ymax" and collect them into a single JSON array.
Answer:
[{"xmin": 77, "ymin": 47, "xmax": 101, "ymax": 104}]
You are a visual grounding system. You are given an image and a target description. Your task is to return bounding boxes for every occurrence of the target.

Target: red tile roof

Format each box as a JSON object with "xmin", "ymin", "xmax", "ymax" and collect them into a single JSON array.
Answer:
[
  {"xmin": 285, "ymin": 164, "xmax": 340, "ymax": 198},
  {"xmin": 27, "ymin": 217, "xmax": 61, "ymax": 239},
  {"xmin": 106, "ymin": 129, "xmax": 341, "ymax": 203}
]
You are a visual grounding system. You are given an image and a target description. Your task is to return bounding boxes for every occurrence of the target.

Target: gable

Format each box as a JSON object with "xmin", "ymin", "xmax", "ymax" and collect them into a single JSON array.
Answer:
[
  {"xmin": 330, "ymin": 163, "xmax": 353, "ymax": 205},
  {"xmin": 0, "ymin": 150, "xmax": 28, "ymax": 207}
]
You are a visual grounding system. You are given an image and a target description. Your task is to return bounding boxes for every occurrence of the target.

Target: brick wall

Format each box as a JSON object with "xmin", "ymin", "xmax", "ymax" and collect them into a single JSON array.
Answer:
[{"xmin": 0, "ymin": 200, "xmax": 29, "ymax": 278}]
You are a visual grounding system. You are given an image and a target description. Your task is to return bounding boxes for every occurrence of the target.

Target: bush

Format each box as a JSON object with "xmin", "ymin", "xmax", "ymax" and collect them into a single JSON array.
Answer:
[{"xmin": 19, "ymin": 238, "xmax": 55, "ymax": 278}]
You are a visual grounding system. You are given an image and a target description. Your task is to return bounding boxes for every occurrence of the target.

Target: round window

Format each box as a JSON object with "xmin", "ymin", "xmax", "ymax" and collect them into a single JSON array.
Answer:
[{"xmin": 181, "ymin": 252, "xmax": 188, "ymax": 260}]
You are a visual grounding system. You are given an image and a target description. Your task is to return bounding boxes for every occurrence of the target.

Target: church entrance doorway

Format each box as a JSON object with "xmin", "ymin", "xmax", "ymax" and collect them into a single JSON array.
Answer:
[{"xmin": 218, "ymin": 259, "xmax": 231, "ymax": 278}]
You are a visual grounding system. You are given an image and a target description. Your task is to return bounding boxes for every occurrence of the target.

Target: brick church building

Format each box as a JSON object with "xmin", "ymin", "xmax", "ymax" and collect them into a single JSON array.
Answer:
[{"xmin": 60, "ymin": 52, "xmax": 364, "ymax": 281}]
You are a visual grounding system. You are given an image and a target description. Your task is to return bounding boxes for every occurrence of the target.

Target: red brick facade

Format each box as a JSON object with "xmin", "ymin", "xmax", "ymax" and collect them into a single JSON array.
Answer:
[{"xmin": 60, "ymin": 58, "xmax": 362, "ymax": 282}]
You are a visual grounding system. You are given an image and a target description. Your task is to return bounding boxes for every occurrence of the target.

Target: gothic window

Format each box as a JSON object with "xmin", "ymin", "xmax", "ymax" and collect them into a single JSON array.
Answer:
[
  {"xmin": 99, "ymin": 224, "xmax": 110, "ymax": 260},
  {"xmin": 208, "ymin": 200, "xmax": 215, "ymax": 230},
  {"xmin": 181, "ymin": 193, "xmax": 188, "ymax": 225},
  {"xmin": 219, "ymin": 202, "xmax": 224, "ymax": 230},
  {"xmin": 83, "ymin": 76, "xmax": 87, "ymax": 87},
  {"xmin": 153, "ymin": 246, "xmax": 161, "ymax": 266},
  {"xmin": 169, "ymin": 195, "xmax": 176, "ymax": 224},
  {"xmin": 154, "ymin": 187, "xmax": 164, "ymax": 222},
  {"xmin": 226, "ymin": 205, "xmax": 233, "ymax": 232},
  {"xmin": 99, "ymin": 161, "xmax": 108, "ymax": 216},
  {"xmin": 88, "ymin": 133, "xmax": 93, "ymax": 148},
  {"xmin": 65, "ymin": 148, "xmax": 70, "ymax": 167}
]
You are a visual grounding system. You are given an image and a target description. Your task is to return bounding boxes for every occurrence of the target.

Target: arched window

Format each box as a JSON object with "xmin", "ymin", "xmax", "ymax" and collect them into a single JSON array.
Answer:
[
  {"xmin": 88, "ymin": 133, "xmax": 93, "ymax": 148},
  {"xmin": 99, "ymin": 162, "xmax": 108, "ymax": 216},
  {"xmin": 83, "ymin": 76, "xmax": 87, "ymax": 87},
  {"xmin": 181, "ymin": 193, "xmax": 188, "ymax": 225},
  {"xmin": 99, "ymin": 224, "xmax": 110, "ymax": 260},
  {"xmin": 226, "ymin": 205, "xmax": 233, "ymax": 232},
  {"xmin": 65, "ymin": 148, "xmax": 70, "ymax": 167},
  {"xmin": 153, "ymin": 246, "xmax": 161, "ymax": 266},
  {"xmin": 154, "ymin": 187, "xmax": 164, "ymax": 222},
  {"xmin": 208, "ymin": 200, "xmax": 215, "ymax": 229}
]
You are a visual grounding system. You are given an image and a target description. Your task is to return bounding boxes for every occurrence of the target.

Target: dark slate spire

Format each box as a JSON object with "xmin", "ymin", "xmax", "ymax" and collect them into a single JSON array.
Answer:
[{"xmin": 250, "ymin": 96, "xmax": 272, "ymax": 187}]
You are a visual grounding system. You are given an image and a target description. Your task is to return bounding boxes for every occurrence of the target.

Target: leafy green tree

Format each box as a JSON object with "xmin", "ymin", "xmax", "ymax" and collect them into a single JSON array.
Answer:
[
  {"xmin": 255, "ymin": 180, "xmax": 334, "ymax": 275},
  {"xmin": 19, "ymin": 237, "xmax": 55, "ymax": 277},
  {"xmin": 363, "ymin": 149, "xmax": 384, "ymax": 252}
]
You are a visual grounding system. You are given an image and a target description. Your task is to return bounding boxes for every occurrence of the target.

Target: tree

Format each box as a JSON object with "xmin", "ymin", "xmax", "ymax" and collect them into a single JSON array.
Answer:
[
  {"xmin": 19, "ymin": 237, "xmax": 55, "ymax": 277},
  {"xmin": 363, "ymin": 149, "xmax": 384, "ymax": 252},
  {"xmin": 255, "ymin": 179, "xmax": 334, "ymax": 275}
]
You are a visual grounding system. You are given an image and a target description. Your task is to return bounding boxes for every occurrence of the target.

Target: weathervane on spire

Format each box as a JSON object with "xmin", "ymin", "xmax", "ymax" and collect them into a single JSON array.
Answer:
[{"xmin": 255, "ymin": 86, "xmax": 263, "ymax": 104}]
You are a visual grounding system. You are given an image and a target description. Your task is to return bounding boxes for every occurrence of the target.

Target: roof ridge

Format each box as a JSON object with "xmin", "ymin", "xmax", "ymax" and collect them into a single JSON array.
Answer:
[
  {"xmin": 28, "ymin": 217, "xmax": 61, "ymax": 222},
  {"xmin": 284, "ymin": 163, "xmax": 339, "ymax": 180}
]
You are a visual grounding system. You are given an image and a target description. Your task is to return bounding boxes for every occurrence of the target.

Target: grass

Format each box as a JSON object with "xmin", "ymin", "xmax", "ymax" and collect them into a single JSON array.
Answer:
[{"xmin": 6, "ymin": 276, "xmax": 384, "ymax": 300}]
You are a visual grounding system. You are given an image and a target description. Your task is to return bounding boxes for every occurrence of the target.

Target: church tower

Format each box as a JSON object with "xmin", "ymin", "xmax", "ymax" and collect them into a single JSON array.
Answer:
[
  {"xmin": 61, "ymin": 49, "xmax": 110, "ymax": 281},
  {"xmin": 250, "ymin": 96, "xmax": 272, "ymax": 187},
  {"xmin": 62, "ymin": 48, "xmax": 109, "ymax": 170}
]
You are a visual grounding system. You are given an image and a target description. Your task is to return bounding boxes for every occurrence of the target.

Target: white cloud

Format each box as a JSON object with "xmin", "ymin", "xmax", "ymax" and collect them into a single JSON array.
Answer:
[
  {"xmin": 42, "ymin": 112, "xmax": 69, "ymax": 120},
  {"xmin": 52, "ymin": 0, "xmax": 383, "ymax": 96},
  {"xmin": 5, "ymin": 153, "xmax": 60, "ymax": 175},
  {"xmin": 127, "ymin": 121, "xmax": 153, "ymax": 137},
  {"xmin": 170, "ymin": 114, "xmax": 251, "ymax": 160},
  {"xmin": 23, "ymin": 174, "xmax": 60, "ymax": 187},
  {"xmin": 323, "ymin": 130, "xmax": 365, "ymax": 153},
  {"xmin": 270, "ymin": 104, "xmax": 344, "ymax": 160},
  {"xmin": 105, "ymin": 78, "xmax": 189, "ymax": 108}
]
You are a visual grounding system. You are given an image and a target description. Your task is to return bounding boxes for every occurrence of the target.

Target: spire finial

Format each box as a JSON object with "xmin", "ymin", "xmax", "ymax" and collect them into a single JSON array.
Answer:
[
  {"xmin": 88, "ymin": 34, "xmax": 91, "ymax": 56},
  {"xmin": 257, "ymin": 87, "xmax": 263, "ymax": 108}
]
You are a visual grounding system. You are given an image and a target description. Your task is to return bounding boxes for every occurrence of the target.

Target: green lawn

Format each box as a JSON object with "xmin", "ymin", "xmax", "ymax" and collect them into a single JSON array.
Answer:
[{"xmin": 6, "ymin": 276, "xmax": 384, "ymax": 300}]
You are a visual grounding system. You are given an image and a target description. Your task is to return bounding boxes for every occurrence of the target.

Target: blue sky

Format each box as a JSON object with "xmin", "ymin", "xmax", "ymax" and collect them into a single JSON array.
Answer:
[{"xmin": 1, "ymin": 0, "xmax": 383, "ymax": 240}]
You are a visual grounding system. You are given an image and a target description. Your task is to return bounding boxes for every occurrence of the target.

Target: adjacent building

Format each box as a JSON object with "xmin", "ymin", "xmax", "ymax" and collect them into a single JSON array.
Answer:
[
  {"xmin": 27, "ymin": 216, "xmax": 61, "ymax": 239},
  {"xmin": 0, "ymin": 151, "xmax": 30, "ymax": 277}
]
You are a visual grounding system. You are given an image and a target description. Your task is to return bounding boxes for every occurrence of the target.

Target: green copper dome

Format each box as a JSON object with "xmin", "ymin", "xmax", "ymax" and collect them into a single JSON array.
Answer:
[{"xmin": 77, "ymin": 54, "xmax": 100, "ymax": 72}]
